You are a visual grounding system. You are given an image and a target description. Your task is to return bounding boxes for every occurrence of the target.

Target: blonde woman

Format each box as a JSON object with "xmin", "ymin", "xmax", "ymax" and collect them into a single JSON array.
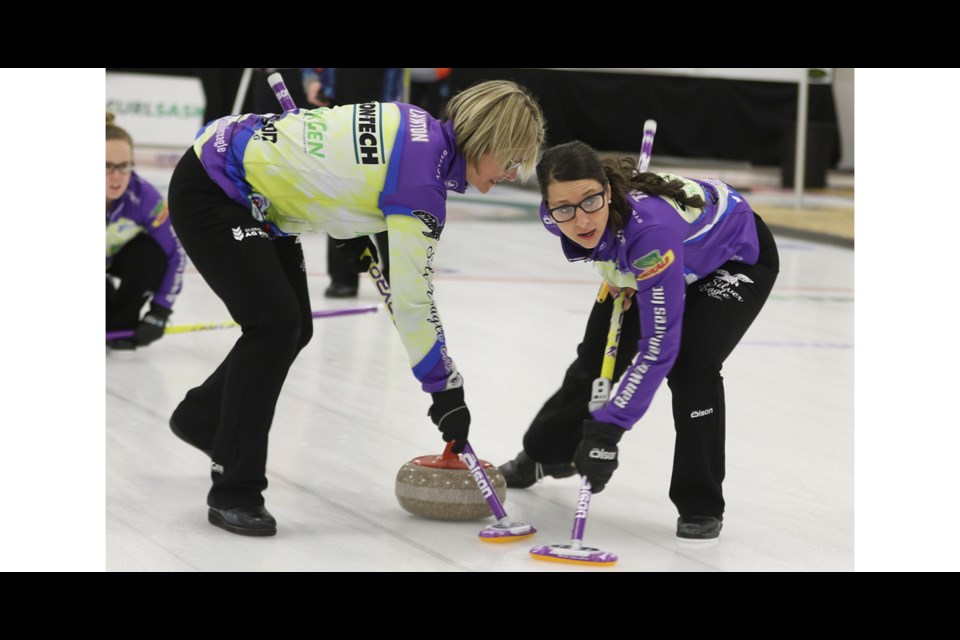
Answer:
[{"xmin": 167, "ymin": 80, "xmax": 546, "ymax": 536}]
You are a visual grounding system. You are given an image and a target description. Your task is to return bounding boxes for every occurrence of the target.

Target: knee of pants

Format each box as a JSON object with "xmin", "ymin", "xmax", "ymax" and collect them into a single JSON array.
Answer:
[
  {"xmin": 245, "ymin": 299, "xmax": 302, "ymax": 356},
  {"xmin": 116, "ymin": 235, "xmax": 167, "ymax": 286},
  {"xmin": 667, "ymin": 354, "xmax": 722, "ymax": 390},
  {"xmin": 138, "ymin": 248, "xmax": 167, "ymax": 285},
  {"xmin": 523, "ymin": 432, "xmax": 555, "ymax": 464}
]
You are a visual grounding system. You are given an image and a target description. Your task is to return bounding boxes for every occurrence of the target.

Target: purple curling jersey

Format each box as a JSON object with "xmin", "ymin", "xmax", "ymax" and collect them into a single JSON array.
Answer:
[
  {"xmin": 541, "ymin": 174, "xmax": 761, "ymax": 429},
  {"xmin": 106, "ymin": 172, "xmax": 185, "ymax": 309}
]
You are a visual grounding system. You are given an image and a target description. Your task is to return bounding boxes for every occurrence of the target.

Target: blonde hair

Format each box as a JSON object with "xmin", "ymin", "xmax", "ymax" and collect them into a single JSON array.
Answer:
[
  {"xmin": 106, "ymin": 111, "xmax": 133, "ymax": 148},
  {"xmin": 443, "ymin": 80, "xmax": 545, "ymax": 181}
]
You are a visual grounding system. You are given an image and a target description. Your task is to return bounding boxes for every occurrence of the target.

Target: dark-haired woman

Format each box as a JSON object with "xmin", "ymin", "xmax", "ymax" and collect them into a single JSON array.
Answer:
[{"xmin": 499, "ymin": 141, "xmax": 779, "ymax": 540}]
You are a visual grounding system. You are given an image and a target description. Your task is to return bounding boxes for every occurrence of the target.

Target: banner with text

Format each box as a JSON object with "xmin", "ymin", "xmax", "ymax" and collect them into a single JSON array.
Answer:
[{"xmin": 106, "ymin": 72, "xmax": 205, "ymax": 148}]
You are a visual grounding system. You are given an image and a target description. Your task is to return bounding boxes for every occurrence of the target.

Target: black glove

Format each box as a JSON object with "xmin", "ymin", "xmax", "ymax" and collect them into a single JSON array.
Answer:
[
  {"xmin": 574, "ymin": 419, "xmax": 624, "ymax": 493},
  {"xmin": 333, "ymin": 236, "xmax": 379, "ymax": 273},
  {"xmin": 428, "ymin": 387, "xmax": 470, "ymax": 454},
  {"xmin": 135, "ymin": 304, "xmax": 171, "ymax": 346}
]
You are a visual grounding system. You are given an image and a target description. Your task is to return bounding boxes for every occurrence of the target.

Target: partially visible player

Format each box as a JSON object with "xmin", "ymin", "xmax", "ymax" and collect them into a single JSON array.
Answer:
[{"xmin": 106, "ymin": 112, "xmax": 185, "ymax": 351}]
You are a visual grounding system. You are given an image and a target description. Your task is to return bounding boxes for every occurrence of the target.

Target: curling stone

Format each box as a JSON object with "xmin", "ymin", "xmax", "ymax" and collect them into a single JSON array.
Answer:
[{"xmin": 396, "ymin": 442, "xmax": 507, "ymax": 520}]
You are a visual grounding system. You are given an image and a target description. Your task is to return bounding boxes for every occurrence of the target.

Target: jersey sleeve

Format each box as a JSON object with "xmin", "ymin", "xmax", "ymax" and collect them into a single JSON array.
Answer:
[
  {"xmin": 385, "ymin": 206, "xmax": 462, "ymax": 394},
  {"xmin": 142, "ymin": 197, "xmax": 186, "ymax": 309},
  {"xmin": 591, "ymin": 225, "xmax": 686, "ymax": 429},
  {"xmin": 133, "ymin": 180, "xmax": 185, "ymax": 310}
]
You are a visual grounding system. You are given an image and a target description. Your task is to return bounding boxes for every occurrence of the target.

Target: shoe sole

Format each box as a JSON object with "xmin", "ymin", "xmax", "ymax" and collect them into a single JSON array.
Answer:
[
  {"xmin": 676, "ymin": 534, "xmax": 721, "ymax": 542},
  {"xmin": 676, "ymin": 528, "xmax": 722, "ymax": 542},
  {"xmin": 208, "ymin": 509, "xmax": 277, "ymax": 537}
]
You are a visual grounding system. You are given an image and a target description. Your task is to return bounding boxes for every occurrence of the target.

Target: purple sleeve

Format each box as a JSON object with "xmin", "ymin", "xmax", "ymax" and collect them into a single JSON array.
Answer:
[
  {"xmin": 136, "ymin": 182, "xmax": 185, "ymax": 310},
  {"xmin": 376, "ymin": 104, "xmax": 463, "ymax": 393},
  {"xmin": 591, "ymin": 227, "xmax": 686, "ymax": 429}
]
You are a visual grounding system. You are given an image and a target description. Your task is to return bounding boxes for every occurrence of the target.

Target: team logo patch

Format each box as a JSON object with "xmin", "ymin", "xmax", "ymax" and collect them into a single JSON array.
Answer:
[
  {"xmin": 151, "ymin": 204, "xmax": 169, "ymax": 228},
  {"xmin": 715, "ymin": 269, "xmax": 753, "ymax": 286},
  {"xmin": 249, "ymin": 193, "xmax": 271, "ymax": 222},
  {"xmin": 412, "ymin": 210, "xmax": 444, "ymax": 240},
  {"xmin": 635, "ymin": 249, "xmax": 674, "ymax": 281}
]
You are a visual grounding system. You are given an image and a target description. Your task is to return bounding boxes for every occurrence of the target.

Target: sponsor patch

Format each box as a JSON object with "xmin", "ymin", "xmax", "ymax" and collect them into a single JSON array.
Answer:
[
  {"xmin": 633, "ymin": 250, "xmax": 663, "ymax": 270},
  {"xmin": 354, "ymin": 102, "xmax": 383, "ymax": 165},
  {"xmin": 635, "ymin": 249, "xmax": 674, "ymax": 281},
  {"xmin": 232, "ymin": 226, "xmax": 270, "ymax": 241},
  {"xmin": 698, "ymin": 269, "xmax": 753, "ymax": 302},
  {"xmin": 589, "ymin": 448, "xmax": 616, "ymax": 460},
  {"xmin": 249, "ymin": 193, "xmax": 271, "ymax": 222},
  {"xmin": 151, "ymin": 203, "xmax": 169, "ymax": 228}
]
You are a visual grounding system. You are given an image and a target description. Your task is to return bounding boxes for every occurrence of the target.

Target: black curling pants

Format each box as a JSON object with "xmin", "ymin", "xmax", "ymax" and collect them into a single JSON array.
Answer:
[
  {"xmin": 106, "ymin": 233, "xmax": 167, "ymax": 331},
  {"xmin": 522, "ymin": 214, "xmax": 779, "ymax": 518},
  {"xmin": 167, "ymin": 150, "xmax": 313, "ymax": 509}
]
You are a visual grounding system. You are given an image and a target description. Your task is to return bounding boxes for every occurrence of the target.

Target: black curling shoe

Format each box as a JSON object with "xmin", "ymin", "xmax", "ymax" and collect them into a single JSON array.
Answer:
[
  {"xmin": 499, "ymin": 450, "xmax": 577, "ymax": 489},
  {"xmin": 324, "ymin": 283, "xmax": 358, "ymax": 298},
  {"xmin": 208, "ymin": 506, "xmax": 277, "ymax": 537},
  {"xmin": 676, "ymin": 516, "xmax": 723, "ymax": 540}
]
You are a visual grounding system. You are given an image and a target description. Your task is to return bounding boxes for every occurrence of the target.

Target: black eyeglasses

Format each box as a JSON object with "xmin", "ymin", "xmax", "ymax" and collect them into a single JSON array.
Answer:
[
  {"xmin": 547, "ymin": 189, "xmax": 606, "ymax": 223},
  {"xmin": 106, "ymin": 162, "xmax": 134, "ymax": 175}
]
